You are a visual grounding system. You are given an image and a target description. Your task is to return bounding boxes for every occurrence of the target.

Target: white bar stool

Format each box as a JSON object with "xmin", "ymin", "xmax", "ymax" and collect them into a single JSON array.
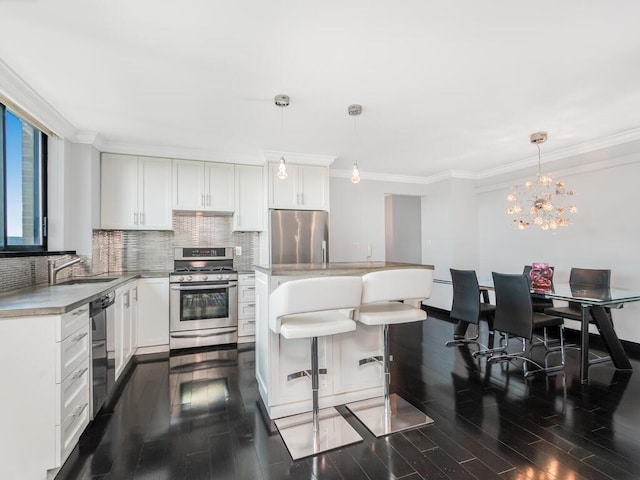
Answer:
[
  {"xmin": 269, "ymin": 276, "xmax": 364, "ymax": 460},
  {"xmin": 346, "ymin": 268, "xmax": 435, "ymax": 437}
]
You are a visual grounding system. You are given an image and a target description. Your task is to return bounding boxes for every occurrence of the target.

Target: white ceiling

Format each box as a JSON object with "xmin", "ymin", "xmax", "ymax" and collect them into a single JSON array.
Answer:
[{"xmin": 1, "ymin": 1, "xmax": 640, "ymax": 180}]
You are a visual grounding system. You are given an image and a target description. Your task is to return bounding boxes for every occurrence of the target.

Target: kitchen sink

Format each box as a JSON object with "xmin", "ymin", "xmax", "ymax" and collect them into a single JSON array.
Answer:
[{"xmin": 59, "ymin": 277, "xmax": 118, "ymax": 285}]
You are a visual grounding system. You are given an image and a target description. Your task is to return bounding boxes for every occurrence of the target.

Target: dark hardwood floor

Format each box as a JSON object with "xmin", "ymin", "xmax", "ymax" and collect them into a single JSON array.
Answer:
[{"xmin": 56, "ymin": 314, "xmax": 640, "ymax": 480}]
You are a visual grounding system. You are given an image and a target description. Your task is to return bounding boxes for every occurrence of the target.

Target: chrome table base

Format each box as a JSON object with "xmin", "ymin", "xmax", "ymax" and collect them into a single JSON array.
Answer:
[{"xmin": 274, "ymin": 407, "xmax": 362, "ymax": 460}]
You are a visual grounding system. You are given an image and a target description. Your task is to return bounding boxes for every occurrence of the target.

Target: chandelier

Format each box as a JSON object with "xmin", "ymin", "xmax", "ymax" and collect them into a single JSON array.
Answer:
[{"xmin": 506, "ymin": 132, "xmax": 577, "ymax": 230}]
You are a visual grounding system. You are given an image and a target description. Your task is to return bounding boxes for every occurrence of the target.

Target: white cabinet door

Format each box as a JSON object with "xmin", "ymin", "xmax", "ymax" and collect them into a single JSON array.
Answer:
[
  {"xmin": 233, "ymin": 165, "xmax": 263, "ymax": 231},
  {"xmin": 102, "ymin": 154, "xmax": 172, "ymax": 230},
  {"xmin": 114, "ymin": 281, "xmax": 136, "ymax": 381},
  {"xmin": 137, "ymin": 277, "xmax": 170, "ymax": 347},
  {"xmin": 173, "ymin": 160, "xmax": 235, "ymax": 212},
  {"xmin": 113, "ymin": 285, "xmax": 126, "ymax": 381},
  {"xmin": 267, "ymin": 163, "xmax": 329, "ymax": 210},
  {"xmin": 101, "ymin": 153, "xmax": 138, "ymax": 229},
  {"xmin": 173, "ymin": 159, "xmax": 206, "ymax": 210},
  {"xmin": 268, "ymin": 162, "xmax": 299, "ymax": 208},
  {"xmin": 139, "ymin": 156, "xmax": 172, "ymax": 229},
  {"xmin": 127, "ymin": 284, "xmax": 138, "ymax": 363},
  {"xmin": 298, "ymin": 165, "xmax": 328, "ymax": 210},
  {"xmin": 205, "ymin": 163, "xmax": 235, "ymax": 211}
]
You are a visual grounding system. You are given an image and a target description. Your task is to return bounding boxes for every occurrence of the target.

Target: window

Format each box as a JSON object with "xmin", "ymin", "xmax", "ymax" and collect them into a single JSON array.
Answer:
[{"xmin": 0, "ymin": 103, "xmax": 47, "ymax": 251}]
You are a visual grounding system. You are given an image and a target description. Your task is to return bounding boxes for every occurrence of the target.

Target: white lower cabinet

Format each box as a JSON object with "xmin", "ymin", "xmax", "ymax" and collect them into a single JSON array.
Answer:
[
  {"xmin": 238, "ymin": 273, "xmax": 256, "ymax": 343},
  {"xmin": 137, "ymin": 277, "xmax": 170, "ymax": 351},
  {"xmin": 114, "ymin": 280, "xmax": 138, "ymax": 381},
  {"xmin": 255, "ymin": 271, "xmax": 383, "ymax": 420},
  {"xmin": 0, "ymin": 303, "xmax": 91, "ymax": 479}
]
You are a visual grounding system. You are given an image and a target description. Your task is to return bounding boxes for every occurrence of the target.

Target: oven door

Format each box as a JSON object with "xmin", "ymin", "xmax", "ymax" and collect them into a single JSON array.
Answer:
[{"xmin": 170, "ymin": 281, "xmax": 238, "ymax": 333}]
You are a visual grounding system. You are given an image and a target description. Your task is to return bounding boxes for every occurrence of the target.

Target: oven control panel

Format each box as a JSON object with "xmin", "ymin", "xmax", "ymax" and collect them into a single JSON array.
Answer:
[{"xmin": 170, "ymin": 273, "xmax": 237, "ymax": 284}]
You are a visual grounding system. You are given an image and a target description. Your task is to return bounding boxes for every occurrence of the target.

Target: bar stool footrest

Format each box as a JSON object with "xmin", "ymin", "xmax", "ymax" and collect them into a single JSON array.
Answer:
[
  {"xmin": 287, "ymin": 368, "xmax": 327, "ymax": 381},
  {"xmin": 274, "ymin": 407, "xmax": 362, "ymax": 460},
  {"xmin": 358, "ymin": 356, "xmax": 383, "ymax": 366},
  {"xmin": 346, "ymin": 394, "xmax": 433, "ymax": 437}
]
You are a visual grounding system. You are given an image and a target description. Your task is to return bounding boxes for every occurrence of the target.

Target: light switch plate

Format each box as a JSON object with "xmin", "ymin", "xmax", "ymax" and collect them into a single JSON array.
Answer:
[{"xmin": 235, "ymin": 246, "xmax": 242, "ymax": 256}]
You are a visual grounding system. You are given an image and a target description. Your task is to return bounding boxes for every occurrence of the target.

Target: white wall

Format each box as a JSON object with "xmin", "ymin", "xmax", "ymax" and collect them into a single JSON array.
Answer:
[
  {"xmin": 329, "ymin": 177, "xmax": 430, "ymax": 263},
  {"xmin": 385, "ymin": 194, "xmax": 422, "ymax": 263}
]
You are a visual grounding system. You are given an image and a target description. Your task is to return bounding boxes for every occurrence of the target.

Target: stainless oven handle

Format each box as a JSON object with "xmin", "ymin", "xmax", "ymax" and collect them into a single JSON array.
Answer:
[
  {"xmin": 170, "ymin": 284, "xmax": 237, "ymax": 291},
  {"xmin": 170, "ymin": 328, "xmax": 237, "ymax": 339}
]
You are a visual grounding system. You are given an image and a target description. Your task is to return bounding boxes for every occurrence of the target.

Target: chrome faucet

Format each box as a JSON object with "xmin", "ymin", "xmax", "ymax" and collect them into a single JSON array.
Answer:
[{"xmin": 48, "ymin": 257, "xmax": 82, "ymax": 285}]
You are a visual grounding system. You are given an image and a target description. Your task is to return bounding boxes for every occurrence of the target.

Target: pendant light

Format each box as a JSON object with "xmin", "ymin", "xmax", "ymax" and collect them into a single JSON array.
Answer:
[
  {"xmin": 275, "ymin": 94, "xmax": 290, "ymax": 180},
  {"xmin": 348, "ymin": 104, "xmax": 362, "ymax": 184}
]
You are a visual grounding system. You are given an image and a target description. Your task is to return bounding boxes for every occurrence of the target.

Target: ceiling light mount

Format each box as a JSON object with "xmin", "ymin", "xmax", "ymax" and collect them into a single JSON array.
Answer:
[
  {"xmin": 348, "ymin": 104, "xmax": 362, "ymax": 116},
  {"xmin": 275, "ymin": 94, "xmax": 290, "ymax": 107},
  {"xmin": 530, "ymin": 131, "xmax": 547, "ymax": 145}
]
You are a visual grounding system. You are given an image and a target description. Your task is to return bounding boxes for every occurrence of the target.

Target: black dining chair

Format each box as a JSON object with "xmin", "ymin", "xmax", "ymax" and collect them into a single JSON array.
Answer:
[
  {"xmin": 487, "ymin": 273, "xmax": 566, "ymax": 377},
  {"xmin": 544, "ymin": 268, "xmax": 611, "ymax": 321},
  {"xmin": 445, "ymin": 269, "xmax": 495, "ymax": 354},
  {"xmin": 544, "ymin": 267, "xmax": 613, "ymax": 365}
]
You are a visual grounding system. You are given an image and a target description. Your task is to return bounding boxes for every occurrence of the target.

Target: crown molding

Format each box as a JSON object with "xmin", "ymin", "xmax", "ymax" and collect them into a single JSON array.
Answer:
[
  {"xmin": 477, "ymin": 127, "xmax": 640, "ymax": 179},
  {"xmin": 330, "ymin": 168, "xmax": 476, "ymax": 185},
  {"xmin": 0, "ymin": 58, "xmax": 76, "ymax": 139},
  {"xmin": 100, "ymin": 140, "xmax": 265, "ymax": 165},
  {"xmin": 263, "ymin": 150, "xmax": 336, "ymax": 166}
]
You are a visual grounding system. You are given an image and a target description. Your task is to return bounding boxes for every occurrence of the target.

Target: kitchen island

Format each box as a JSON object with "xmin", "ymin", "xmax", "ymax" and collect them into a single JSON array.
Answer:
[{"xmin": 254, "ymin": 262, "xmax": 434, "ymax": 420}]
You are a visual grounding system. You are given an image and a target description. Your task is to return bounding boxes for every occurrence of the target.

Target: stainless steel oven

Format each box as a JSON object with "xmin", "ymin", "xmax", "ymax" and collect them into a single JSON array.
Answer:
[{"xmin": 169, "ymin": 247, "xmax": 238, "ymax": 349}]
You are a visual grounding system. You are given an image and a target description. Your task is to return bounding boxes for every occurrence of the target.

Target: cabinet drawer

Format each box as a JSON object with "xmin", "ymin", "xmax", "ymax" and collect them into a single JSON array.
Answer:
[
  {"xmin": 57, "ymin": 323, "xmax": 90, "ymax": 383},
  {"xmin": 58, "ymin": 304, "xmax": 90, "ymax": 342},
  {"xmin": 56, "ymin": 356, "xmax": 90, "ymax": 425},
  {"xmin": 238, "ymin": 301, "xmax": 255, "ymax": 319},
  {"xmin": 56, "ymin": 393, "xmax": 90, "ymax": 465},
  {"xmin": 239, "ymin": 318, "xmax": 255, "ymax": 336},
  {"xmin": 239, "ymin": 285, "xmax": 255, "ymax": 302},
  {"xmin": 239, "ymin": 274, "xmax": 255, "ymax": 285}
]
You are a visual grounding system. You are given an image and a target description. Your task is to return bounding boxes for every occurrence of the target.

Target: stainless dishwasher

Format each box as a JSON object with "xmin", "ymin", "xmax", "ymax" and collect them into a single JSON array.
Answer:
[{"xmin": 90, "ymin": 291, "xmax": 116, "ymax": 418}]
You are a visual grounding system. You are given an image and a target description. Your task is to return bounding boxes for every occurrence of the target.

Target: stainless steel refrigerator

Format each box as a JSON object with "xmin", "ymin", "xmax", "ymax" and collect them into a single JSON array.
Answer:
[{"xmin": 270, "ymin": 209, "xmax": 329, "ymax": 264}]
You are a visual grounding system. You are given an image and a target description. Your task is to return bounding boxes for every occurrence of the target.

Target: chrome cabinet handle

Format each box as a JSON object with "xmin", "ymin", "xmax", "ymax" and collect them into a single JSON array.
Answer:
[
  {"xmin": 73, "ymin": 367, "xmax": 89, "ymax": 380},
  {"xmin": 133, "ymin": 212, "xmax": 138, "ymax": 225},
  {"xmin": 74, "ymin": 332, "xmax": 89, "ymax": 342},
  {"xmin": 72, "ymin": 308, "xmax": 88, "ymax": 316},
  {"xmin": 201, "ymin": 193, "xmax": 205, "ymax": 206},
  {"xmin": 246, "ymin": 303, "xmax": 255, "ymax": 307},
  {"xmin": 245, "ymin": 286, "xmax": 255, "ymax": 290},
  {"xmin": 73, "ymin": 403, "xmax": 88, "ymax": 417},
  {"xmin": 139, "ymin": 212, "xmax": 144, "ymax": 225}
]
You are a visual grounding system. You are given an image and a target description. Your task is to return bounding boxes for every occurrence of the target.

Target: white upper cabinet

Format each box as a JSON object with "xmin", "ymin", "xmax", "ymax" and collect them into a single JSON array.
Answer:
[
  {"xmin": 173, "ymin": 159, "xmax": 235, "ymax": 212},
  {"xmin": 267, "ymin": 163, "xmax": 329, "ymax": 211},
  {"xmin": 233, "ymin": 165, "xmax": 263, "ymax": 231},
  {"xmin": 101, "ymin": 154, "xmax": 172, "ymax": 230}
]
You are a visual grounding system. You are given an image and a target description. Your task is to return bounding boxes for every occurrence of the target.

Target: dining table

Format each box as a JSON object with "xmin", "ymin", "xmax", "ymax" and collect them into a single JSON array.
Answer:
[{"xmin": 531, "ymin": 284, "xmax": 640, "ymax": 383}]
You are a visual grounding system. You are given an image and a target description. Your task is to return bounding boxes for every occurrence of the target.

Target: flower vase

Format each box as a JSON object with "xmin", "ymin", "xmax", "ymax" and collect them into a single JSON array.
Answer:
[{"xmin": 530, "ymin": 262, "xmax": 553, "ymax": 291}]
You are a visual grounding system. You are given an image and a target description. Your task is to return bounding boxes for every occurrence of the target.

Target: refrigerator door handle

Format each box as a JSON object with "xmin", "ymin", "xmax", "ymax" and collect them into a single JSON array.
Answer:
[{"xmin": 322, "ymin": 240, "xmax": 327, "ymax": 266}]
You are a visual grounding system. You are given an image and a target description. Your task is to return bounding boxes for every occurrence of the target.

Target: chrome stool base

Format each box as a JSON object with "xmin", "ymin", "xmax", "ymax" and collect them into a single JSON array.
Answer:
[
  {"xmin": 346, "ymin": 394, "xmax": 433, "ymax": 437},
  {"xmin": 274, "ymin": 407, "xmax": 362, "ymax": 460}
]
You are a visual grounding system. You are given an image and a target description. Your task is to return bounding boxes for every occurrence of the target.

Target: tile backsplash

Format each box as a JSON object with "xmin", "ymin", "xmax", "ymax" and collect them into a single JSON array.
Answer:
[{"xmin": 0, "ymin": 213, "xmax": 260, "ymax": 293}]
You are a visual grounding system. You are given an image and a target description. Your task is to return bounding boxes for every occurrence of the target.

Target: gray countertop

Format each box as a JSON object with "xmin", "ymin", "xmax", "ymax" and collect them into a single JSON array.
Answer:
[
  {"xmin": 254, "ymin": 262, "xmax": 434, "ymax": 276},
  {"xmin": 0, "ymin": 271, "xmax": 170, "ymax": 319}
]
